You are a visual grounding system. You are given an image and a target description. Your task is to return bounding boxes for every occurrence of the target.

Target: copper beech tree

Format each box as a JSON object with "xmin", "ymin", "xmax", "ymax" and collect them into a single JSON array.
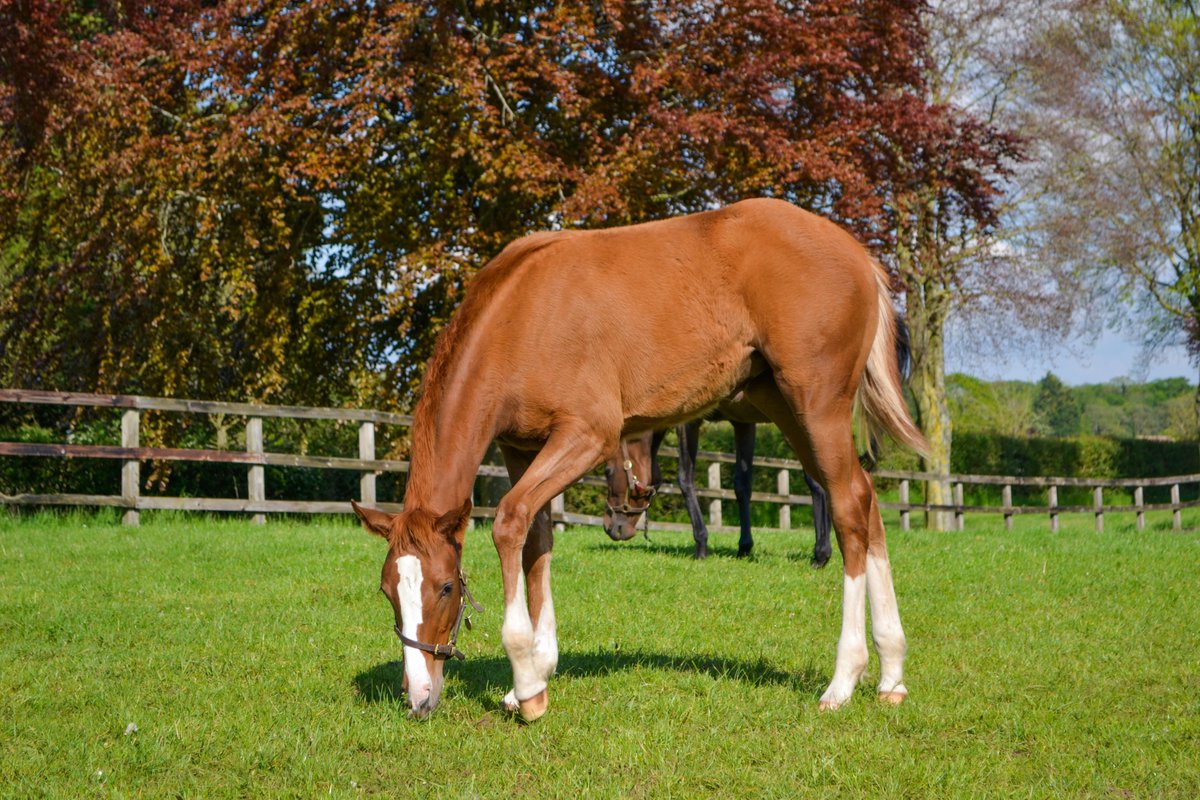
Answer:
[{"xmin": 1, "ymin": 0, "xmax": 1013, "ymax": 424}]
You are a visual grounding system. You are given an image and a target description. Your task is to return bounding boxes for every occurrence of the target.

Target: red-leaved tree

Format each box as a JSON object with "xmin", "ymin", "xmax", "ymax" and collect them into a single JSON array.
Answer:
[{"xmin": 1, "ymin": 0, "xmax": 1012, "ymax": 414}]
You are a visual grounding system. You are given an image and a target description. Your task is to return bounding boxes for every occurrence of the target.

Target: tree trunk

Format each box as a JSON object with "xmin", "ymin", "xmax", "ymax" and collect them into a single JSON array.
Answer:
[
  {"xmin": 897, "ymin": 191, "xmax": 954, "ymax": 531},
  {"xmin": 907, "ymin": 277, "xmax": 954, "ymax": 531}
]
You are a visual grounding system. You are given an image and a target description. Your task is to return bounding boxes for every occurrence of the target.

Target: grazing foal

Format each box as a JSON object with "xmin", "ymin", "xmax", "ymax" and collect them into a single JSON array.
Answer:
[{"xmin": 353, "ymin": 199, "xmax": 925, "ymax": 720}]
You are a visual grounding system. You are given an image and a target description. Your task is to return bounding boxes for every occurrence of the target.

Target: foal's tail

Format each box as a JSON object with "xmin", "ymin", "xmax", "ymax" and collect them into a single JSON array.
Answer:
[{"xmin": 856, "ymin": 264, "xmax": 928, "ymax": 459}]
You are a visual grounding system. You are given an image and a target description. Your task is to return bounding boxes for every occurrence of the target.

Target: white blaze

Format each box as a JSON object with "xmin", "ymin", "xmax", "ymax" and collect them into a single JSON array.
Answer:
[{"xmin": 395, "ymin": 555, "xmax": 432, "ymax": 702}]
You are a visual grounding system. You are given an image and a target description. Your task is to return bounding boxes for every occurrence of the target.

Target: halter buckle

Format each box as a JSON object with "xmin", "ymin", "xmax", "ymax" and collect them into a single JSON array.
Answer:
[{"xmin": 393, "ymin": 568, "xmax": 482, "ymax": 661}]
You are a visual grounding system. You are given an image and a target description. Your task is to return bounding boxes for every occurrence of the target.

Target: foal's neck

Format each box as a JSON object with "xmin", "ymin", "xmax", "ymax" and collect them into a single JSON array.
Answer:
[{"xmin": 402, "ymin": 370, "xmax": 496, "ymax": 516}]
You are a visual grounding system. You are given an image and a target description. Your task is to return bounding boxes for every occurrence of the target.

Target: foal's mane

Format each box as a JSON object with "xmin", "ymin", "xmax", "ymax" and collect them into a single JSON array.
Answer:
[{"xmin": 408, "ymin": 232, "xmax": 565, "ymax": 489}]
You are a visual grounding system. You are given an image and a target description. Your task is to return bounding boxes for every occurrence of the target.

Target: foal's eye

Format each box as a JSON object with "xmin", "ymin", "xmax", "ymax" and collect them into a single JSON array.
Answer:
[{"xmin": 440, "ymin": 582, "xmax": 453, "ymax": 597}]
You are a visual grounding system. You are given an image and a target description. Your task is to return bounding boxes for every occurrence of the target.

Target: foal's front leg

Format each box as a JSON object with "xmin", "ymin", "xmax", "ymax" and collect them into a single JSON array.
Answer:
[
  {"xmin": 497, "ymin": 506, "xmax": 557, "ymax": 716},
  {"xmin": 495, "ymin": 430, "xmax": 609, "ymax": 721}
]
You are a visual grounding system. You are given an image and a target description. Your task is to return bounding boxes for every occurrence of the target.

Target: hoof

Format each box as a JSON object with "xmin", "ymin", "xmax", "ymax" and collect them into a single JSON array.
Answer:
[
  {"xmin": 817, "ymin": 697, "xmax": 846, "ymax": 712},
  {"xmin": 879, "ymin": 689, "xmax": 908, "ymax": 706},
  {"xmin": 518, "ymin": 689, "xmax": 549, "ymax": 722},
  {"xmin": 500, "ymin": 690, "xmax": 519, "ymax": 714}
]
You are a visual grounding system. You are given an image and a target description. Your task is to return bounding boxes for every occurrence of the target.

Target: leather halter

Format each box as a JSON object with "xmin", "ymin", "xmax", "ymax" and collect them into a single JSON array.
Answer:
[
  {"xmin": 393, "ymin": 569, "xmax": 483, "ymax": 661},
  {"xmin": 606, "ymin": 439, "xmax": 657, "ymax": 516}
]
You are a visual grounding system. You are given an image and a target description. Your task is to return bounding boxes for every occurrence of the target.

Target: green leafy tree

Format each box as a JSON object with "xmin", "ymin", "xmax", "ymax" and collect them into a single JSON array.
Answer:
[{"xmin": 1033, "ymin": 372, "xmax": 1081, "ymax": 435}]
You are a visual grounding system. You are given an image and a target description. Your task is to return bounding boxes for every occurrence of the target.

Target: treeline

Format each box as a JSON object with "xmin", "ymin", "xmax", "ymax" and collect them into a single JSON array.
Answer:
[{"xmin": 947, "ymin": 373, "xmax": 1198, "ymax": 441}]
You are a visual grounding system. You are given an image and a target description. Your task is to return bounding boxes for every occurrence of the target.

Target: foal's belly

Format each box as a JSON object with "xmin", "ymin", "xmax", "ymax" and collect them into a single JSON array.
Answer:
[{"xmin": 620, "ymin": 344, "xmax": 766, "ymax": 435}]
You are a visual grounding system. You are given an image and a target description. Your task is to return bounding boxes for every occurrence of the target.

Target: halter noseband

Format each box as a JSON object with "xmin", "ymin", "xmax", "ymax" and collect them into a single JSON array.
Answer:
[
  {"xmin": 606, "ymin": 439, "xmax": 658, "ymax": 516},
  {"xmin": 393, "ymin": 569, "xmax": 483, "ymax": 661}
]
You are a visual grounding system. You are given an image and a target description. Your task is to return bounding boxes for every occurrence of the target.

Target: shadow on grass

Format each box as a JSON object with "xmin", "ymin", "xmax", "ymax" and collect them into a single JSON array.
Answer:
[
  {"xmin": 354, "ymin": 659, "xmax": 407, "ymax": 704},
  {"xmin": 353, "ymin": 649, "xmax": 827, "ymax": 709},
  {"xmin": 587, "ymin": 539, "xmax": 833, "ymax": 568},
  {"xmin": 585, "ymin": 539, "xmax": 769, "ymax": 560}
]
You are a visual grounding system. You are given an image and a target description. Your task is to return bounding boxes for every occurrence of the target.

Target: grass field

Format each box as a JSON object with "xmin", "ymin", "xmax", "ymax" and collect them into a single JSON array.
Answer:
[{"xmin": 2, "ymin": 508, "xmax": 1199, "ymax": 798}]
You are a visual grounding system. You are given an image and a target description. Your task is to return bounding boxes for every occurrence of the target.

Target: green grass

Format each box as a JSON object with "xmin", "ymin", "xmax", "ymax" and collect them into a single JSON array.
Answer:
[{"xmin": 2, "ymin": 509, "xmax": 1199, "ymax": 798}]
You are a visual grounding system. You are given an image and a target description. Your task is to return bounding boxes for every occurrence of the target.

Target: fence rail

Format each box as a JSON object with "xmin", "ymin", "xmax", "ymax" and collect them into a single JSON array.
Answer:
[{"xmin": 1, "ymin": 389, "xmax": 1194, "ymax": 532}]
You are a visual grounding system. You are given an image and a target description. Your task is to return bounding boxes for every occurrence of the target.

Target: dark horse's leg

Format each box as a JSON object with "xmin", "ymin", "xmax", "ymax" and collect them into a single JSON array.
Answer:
[
  {"xmin": 805, "ymin": 472, "xmax": 833, "ymax": 568},
  {"xmin": 732, "ymin": 421, "xmax": 756, "ymax": 557},
  {"xmin": 677, "ymin": 419, "xmax": 709, "ymax": 559}
]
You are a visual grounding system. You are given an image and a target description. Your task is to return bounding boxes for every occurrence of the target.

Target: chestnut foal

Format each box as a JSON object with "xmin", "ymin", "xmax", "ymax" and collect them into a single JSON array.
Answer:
[{"xmin": 353, "ymin": 198, "xmax": 925, "ymax": 720}]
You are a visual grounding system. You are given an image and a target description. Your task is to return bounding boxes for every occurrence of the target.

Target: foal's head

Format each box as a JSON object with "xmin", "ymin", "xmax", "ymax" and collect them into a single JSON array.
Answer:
[
  {"xmin": 352, "ymin": 500, "xmax": 472, "ymax": 718},
  {"xmin": 602, "ymin": 432, "xmax": 661, "ymax": 541}
]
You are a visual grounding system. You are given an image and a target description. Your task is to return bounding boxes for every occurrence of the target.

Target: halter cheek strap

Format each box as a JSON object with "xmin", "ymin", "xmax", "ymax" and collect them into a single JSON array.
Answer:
[
  {"xmin": 394, "ymin": 569, "xmax": 483, "ymax": 661},
  {"xmin": 607, "ymin": 439, "xmax": 658, "ymax": 516}
]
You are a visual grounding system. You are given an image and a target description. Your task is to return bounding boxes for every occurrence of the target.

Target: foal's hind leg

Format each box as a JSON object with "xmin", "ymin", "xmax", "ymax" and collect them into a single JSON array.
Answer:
[
  {"xmin": 493, "ymin": 427, "xmax": 612, "ymax": 721},
  {"xmin": 745, "ymin": 381, "xmax": 907, "ymax": 709}
]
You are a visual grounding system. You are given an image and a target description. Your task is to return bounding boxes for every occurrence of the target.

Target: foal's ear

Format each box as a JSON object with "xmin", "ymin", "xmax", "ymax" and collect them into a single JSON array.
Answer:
[
  {"xmin": 351, "ymin": 500, "xmax": 395, "ymax": 539},
  {"xmin": 436, "ymin": 499, "xmax": 473, "ymax": 546}
]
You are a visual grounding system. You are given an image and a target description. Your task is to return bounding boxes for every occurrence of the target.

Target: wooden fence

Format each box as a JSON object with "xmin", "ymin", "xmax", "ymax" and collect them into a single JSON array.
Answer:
[{"xmin": 1, "ymin": 389, "xmax": 1196, "ymax": 532}]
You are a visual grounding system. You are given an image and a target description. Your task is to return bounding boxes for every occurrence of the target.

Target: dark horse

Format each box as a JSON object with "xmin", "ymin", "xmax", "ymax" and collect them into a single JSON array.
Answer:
[
  {"xmin": 351, "ymin": 199, "xmax": 926, "ymax": 721},
  {"xmin": 603, "ymin": 404, "xmax": 834, "ymax": 564},
  {"xmin": 604, "ymin": 318, "xmax": 911, "ymax": 561}
]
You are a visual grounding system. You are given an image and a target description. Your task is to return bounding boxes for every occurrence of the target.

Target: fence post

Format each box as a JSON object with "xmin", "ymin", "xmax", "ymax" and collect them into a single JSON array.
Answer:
[
  {"xmin": 708, "ymin": 462, "xmax": 722, "ymax": 527},
  {"xmin": 954, "ymin": 482, "xmax": 964, "ymax": 531},
  {"xmin": 1134, "ymin": 485, "xmax": 1144, "ymax": 530},
  {"xmin": 777, "ymin": 469, "xmax": 790, "ymax": 530},
  {"xmin": 121, "ymin": 409, "xmax": 140, "ymax": 527},
  {"xmin": 899, "ymin": 479, "xmax": 910, "ymax": 531},
  {"xmin": 247, "ymin": 417, "xmax": 265, "ymax": 524},
  {"xmin": 1094, "ymin": 486, "xmax": 1103, "ymax": 533},
  {"xmin": 358, "ymin": 421, "xmax": 376, "ymax": 506},
  {"xmin": 1049, "ymin": 485, "xmax": 1059, "ymax": 533},
  {"xmin": 1172, "ymin": 483, "xmax": 1181, "ymax": 530},
  {"xmin": 1002, "ymin": 484, "xmax": 1013, "ymax": 531},
  {"xmin": 551, "ymin": 493, "xmax": 565, "ymax": 533}
]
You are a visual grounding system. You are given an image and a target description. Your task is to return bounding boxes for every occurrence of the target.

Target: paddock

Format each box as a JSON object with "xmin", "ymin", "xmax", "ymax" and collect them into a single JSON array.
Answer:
[{"xmin": 2, "ymin": 511, "xmax": 1196, "ymax": 796}]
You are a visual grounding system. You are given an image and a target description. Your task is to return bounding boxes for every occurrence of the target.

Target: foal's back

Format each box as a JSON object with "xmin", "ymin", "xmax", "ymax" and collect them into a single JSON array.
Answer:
[{"xmin": 466, "ymin": 198, "xmax": 879, "ymax": 431}]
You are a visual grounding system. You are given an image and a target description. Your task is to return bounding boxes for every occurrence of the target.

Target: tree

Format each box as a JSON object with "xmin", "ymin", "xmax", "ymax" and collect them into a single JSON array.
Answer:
[
  {"xmin": 1033, "ymin": 372, "xmax": 1081, "ymax": 435},
  {"xmin": 1021, "ymin": 0, "xmax": 1199, "ymax": 412},
  {"xmin": 894, "ymin": 0, "xmax": 1037, "ymax": 527},
  {"xmin": 1, "ymin": 0, "xmax": 1011, "ymax": 423},
  {"xmin": 0, "ymin": 0, "xmax": 374, "ymax": 405}
]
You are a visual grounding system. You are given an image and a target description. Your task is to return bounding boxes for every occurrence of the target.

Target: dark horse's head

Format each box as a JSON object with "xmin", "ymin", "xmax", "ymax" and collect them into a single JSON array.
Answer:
[{"xmin": 602, "ymin": 431, "xmax": 663, "ymax": 541}]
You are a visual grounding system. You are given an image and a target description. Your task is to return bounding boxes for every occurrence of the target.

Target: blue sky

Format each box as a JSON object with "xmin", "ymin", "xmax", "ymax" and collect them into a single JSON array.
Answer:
[{"xmin": 945, "ymin": 327, "xmax": 1196, "ymax": 386}]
